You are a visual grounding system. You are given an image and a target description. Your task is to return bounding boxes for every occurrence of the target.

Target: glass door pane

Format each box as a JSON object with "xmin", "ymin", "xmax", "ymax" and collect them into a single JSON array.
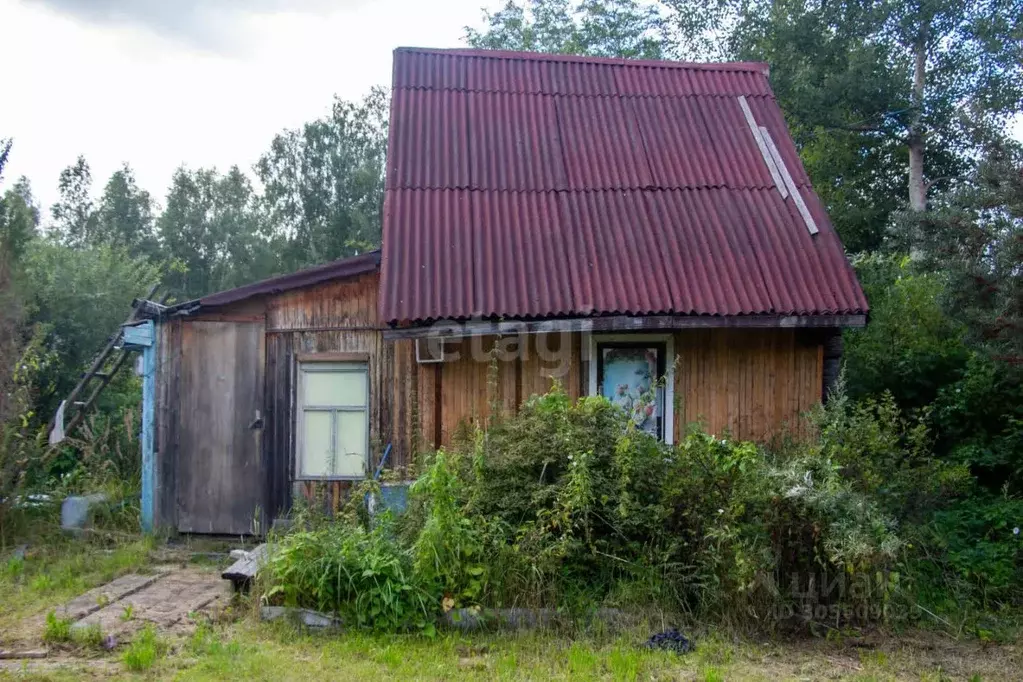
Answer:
[{"xmin": 599, "ymin": 345, "xmax": 663, "ymax": 438}]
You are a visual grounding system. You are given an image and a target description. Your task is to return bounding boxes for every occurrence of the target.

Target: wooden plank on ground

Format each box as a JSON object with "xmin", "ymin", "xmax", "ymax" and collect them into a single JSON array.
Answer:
[{"xmin": 222, "ymin": 544, "xmax": 269, "ymax": 590}]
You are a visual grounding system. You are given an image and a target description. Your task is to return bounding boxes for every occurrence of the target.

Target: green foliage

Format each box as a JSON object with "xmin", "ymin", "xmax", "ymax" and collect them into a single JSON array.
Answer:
[
  {"xmin": 265, "ymin": 517, "xmax": 434, "ymax": 633},
  {"xmin": 267, "ymin": 385, "xmax": 919, "ymax": 631},
  {"xmin": 42, "ymin": 611, "xmax": 73, "ymax": 643},
  {"xmin": 158, "ymin": 165, "xmax": 271, "ymax": 300},
  {"xmin": 922, "ymin": 496, "xmax": 1023, "ymax": 608},
  {"xmin": 50, "ymin": 155, "xmax": 97, "ymax": 248},
  {"xmin": 844, "ymin": 254, "xmax": 968, "ymax": 410},
  {"xmin": 0, "ymin": 177, "xmax": 40, "ymax": 262},
  {"xmin": 256, "ymin": 88, "xmax": 388, "ymax": 273},
  {"xmin": 465, "ymin": 0, "xmax": 667, "ymax": 59},
  {"xmin": 122, "ymin": 624, "xmax": 165, "ymax": 672},
  {"xmin": 908, "ymin": 144, "xmax": 1023, "ymax": 364},
  {"xmin": 409, "ymin": 450, "xmax": 489, "ymax": 609},
  {"xmin": 21, "ymin": 239, "xmax": 160, "ymax": 416},
  {"xmin": 93, "ymin": 164, "xmax": 159, "ymax": 259}
]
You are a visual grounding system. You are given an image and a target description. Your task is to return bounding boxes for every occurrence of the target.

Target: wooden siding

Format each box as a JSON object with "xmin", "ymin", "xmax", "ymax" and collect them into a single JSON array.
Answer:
[
  {"xmin": 674, "ymin": 329, "xmax": 822, "ymax": 441},
  {"xmin": 424, "ymin": 333, "xmax": 583, "ymax": 450},
  {"xmin": 429, "ymin": 329, "xmax": 821, "ymax": 448},
  {"xmin": 263, "ymin": 272, "xmax": 416, "ymax": 516}
]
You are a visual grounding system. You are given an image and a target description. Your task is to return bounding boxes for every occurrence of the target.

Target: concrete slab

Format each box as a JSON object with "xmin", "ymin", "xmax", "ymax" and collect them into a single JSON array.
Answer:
[
  {"xmin": 73, "ymin": 569, "xmax": 229, "ymax": 637},
  {"xmin": 55, "ymin": 572, "xmax": 165, "ymax": 621}
]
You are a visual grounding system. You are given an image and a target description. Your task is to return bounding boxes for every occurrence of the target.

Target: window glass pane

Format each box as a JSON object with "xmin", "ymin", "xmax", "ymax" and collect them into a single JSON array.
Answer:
[
  {"xmin": 299, "ymin": 410, "xmax": 332, "ymax": 477},
  {"xmin": 335, "ymin": 410, "xmax": 367, "ymax": 477},
  {"xmin": 303, "ymin": 369, "xmax": 367, "ymax": 407}
]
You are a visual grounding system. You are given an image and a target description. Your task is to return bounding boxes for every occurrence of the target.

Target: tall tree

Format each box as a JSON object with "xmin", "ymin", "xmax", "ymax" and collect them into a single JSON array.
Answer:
[
  {"xmin": 465, "ymin": 0, "xmax": 667, "ymax": 58},
  {"xmin": 50, "ymin": 156, "xmax": 98, "ymax": 247},
  {"xmin": 0, "ymin": 177, "xmax": 40, "ymax": 262},
  {"xmin": 256, "ymin": 89, "xmax": 389, "ymax": 272},
  {"xmin": 158, "ymin": 165, "xmax": 270, "ymax": 299},
  {"xmin": 663, "ymin": 0, "xmax": 1023, "ymax": 246},
  {"xmin": 94, "ymin": 164, "xmax": 159, "ymax": 258},
  {"xmin": 907, "ymin": 143, "xmax": 1023, "ymax": 364}
]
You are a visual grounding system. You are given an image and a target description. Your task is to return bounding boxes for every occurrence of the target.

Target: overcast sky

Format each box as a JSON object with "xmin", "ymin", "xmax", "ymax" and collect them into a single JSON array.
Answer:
[{"xmin": 0, "ymin": 0, "xmax": 491, "ymax": 210}]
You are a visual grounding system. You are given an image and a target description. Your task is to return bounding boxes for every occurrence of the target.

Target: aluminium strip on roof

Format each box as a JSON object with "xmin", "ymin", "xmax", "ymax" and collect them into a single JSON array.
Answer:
[
  {"xmin": 736, "ymin": 95, "xmax": 787, "ymax": 199},
  {"xmin": 759, "ymin": 125, "xmax": 819, "ymax": 236}
]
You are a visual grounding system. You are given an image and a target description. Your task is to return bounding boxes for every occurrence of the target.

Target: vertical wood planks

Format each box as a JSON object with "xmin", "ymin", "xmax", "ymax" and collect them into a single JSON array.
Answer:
[
  {"xmin": 176, "ymin": 320, "xmax": 265, "ymax": 535},
  {"xmin": 674, "ymin": 328, "xmax": 823, "ymax": 442}
]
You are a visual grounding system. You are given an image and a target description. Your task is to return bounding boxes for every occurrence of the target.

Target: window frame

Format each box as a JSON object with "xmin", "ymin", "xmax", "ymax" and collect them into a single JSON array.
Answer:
[
  {"xmin": 294, "ymin": 359, "xmax": 371, "ymax": 481},
  {"xmin": 587, "ymin": 333, "xmax": 675, "ymax": 445}
]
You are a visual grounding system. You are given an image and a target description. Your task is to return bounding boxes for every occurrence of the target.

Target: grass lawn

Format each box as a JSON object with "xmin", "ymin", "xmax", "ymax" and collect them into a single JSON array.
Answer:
[
  {"xmin": 2, "ymin": 538, "xmax": 1020, "ymax": 681},
  {"xmin": 159, "ymin": 620, "xmax": 1020, "ymax": 682}
]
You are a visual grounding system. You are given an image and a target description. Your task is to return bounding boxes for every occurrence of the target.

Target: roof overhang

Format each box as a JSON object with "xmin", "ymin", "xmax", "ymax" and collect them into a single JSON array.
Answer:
[
  {"xmin": 383, "ymin": 314, "xmax": 866, "ymax": 340},
  {"xmin": 156, "ymin": 250, "xmax": 381, "ymax": 319}
]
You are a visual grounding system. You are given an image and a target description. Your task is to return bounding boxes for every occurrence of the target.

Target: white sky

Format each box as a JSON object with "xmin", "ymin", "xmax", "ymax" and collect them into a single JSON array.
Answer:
[{"xmin": 0, "ymin": 0, "xmax": 492, "ymax": 210}]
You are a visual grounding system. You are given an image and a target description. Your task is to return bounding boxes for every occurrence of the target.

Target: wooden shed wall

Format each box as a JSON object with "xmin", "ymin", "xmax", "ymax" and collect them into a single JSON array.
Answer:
[
  {"xmin": 423, "ymin": 328, "xmax": 823, "ymax": 449},
  {"xmin": 415, "ymin": 334, "xmax": 583, "ymax": 450},
  {"xmin": 263, "ymin": 271, "xmax": 417, "ymax": 517},
  {"xmin": 155, "ymin": 269, "xmax": 826, "ymax": 533},
  {"xmin": 673, "ymin": 329, "xmax": 823, "ymax": 442}
]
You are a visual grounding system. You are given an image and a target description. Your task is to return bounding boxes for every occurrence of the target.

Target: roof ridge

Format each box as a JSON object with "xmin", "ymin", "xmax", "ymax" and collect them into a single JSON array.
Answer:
[{"xmin": 394, "ymin": 47, "xmax": 770, "ymax": 75}]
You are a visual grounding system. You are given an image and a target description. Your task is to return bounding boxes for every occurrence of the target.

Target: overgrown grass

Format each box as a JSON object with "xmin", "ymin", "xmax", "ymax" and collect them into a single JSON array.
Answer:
[
  {"xmin": 122, "ymin": 624, "xmax": 165, "ymax": 672},
  {"xmin": 42, "ymin": 610, "xmax": 73, "ymax": 643}
]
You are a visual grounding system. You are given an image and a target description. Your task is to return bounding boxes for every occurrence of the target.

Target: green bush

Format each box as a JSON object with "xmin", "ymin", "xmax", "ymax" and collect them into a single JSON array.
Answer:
[{"xmin": 266, "ymin": 384, "xmax": 918, "ymax": 631}]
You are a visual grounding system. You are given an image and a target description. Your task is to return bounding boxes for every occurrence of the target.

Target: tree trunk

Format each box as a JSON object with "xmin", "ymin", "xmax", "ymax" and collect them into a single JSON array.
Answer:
[{"xmin": 908, "ymin": 36, "xmax": 927, "ymax": 212}]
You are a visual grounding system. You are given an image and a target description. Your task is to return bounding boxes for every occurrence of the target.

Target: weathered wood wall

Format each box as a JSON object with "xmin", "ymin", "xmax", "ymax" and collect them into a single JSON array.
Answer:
[
  {"xmin": 425, "ymin": 329, "xmax": 822, "ymax": 449},
  {"xmin": 154, "ymin": 268, "xmax": 826, "ymax": 534},
  {"xmin": 673, "ymin": 329, "xmax": 823, "ymax": 442},
  {"xmin": 415, "ymin": 334, "xmax": 583, "ymax": 450},
  {"xmin": 263, "ymin": 271, "xmax": 416, "ymax": 517}
]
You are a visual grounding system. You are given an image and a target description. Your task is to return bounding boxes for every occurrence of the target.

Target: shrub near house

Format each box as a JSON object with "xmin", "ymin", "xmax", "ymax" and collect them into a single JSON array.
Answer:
[{"xmin": 265, "ymin": 381, "xmax": 990, "ymax": 631}]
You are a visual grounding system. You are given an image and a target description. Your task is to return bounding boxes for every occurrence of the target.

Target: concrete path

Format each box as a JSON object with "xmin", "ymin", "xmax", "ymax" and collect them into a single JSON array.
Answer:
[
  {"xmin": 3, "ymin": 566, "xmax": 229, "ymax": 672},
  {"xmin": 71, "ymin": 568, "xmax": 229, "ymax": 637}
]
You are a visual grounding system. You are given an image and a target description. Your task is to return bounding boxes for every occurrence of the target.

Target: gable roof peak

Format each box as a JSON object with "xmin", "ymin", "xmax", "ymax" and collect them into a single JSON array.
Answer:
[{"xmin": 393, "ymin": 46, "xmax": 769, "ymax": 76}]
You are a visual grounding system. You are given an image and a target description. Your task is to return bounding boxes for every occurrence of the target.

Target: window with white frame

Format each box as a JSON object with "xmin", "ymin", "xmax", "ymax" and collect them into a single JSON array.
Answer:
[{"xmin": 296, "ymin": 362, "xmax": 369, "ymax": 479}]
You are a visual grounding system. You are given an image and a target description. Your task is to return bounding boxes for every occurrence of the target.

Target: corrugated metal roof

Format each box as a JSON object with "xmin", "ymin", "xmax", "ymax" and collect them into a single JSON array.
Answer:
[{"xmin": 380, "ymin": 47, "xmax": 868, "ymax": 325}]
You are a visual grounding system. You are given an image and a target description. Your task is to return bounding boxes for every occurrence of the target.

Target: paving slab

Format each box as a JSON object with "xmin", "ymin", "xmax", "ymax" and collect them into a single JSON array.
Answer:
[
  {"xmin": 73, "ymin": 569, "xmax": 229, "ymax": 637},
  {"xmin": 56, "ymin": 572, "xmax": 166, "ymax": 621}
]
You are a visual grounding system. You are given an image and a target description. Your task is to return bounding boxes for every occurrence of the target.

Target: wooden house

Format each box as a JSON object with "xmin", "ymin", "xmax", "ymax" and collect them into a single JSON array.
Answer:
[{"xmin": 144, "ymin": 48, "xmax": 867, "ymax": 535}]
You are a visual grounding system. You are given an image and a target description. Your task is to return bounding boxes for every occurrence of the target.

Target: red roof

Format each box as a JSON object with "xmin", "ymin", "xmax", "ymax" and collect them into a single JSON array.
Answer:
[{"xmin": 379, "ymin": 48, "xmax": 868, "ymax": 325}]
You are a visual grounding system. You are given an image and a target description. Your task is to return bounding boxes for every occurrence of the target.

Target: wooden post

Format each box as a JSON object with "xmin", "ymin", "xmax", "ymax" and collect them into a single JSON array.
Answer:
[{"xmin": 123, "ymin": 320, "xmax": 156, "ymax": 532}]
